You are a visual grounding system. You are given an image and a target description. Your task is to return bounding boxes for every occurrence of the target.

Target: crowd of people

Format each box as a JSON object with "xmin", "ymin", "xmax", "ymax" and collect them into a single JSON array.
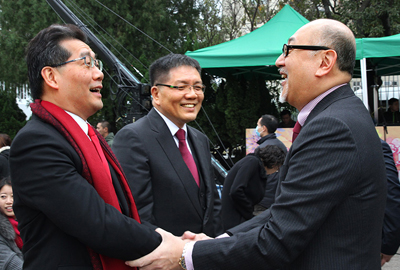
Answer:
[{"xmin": 0, "ymin": 17, "xmax": 399, "ymax": 270}]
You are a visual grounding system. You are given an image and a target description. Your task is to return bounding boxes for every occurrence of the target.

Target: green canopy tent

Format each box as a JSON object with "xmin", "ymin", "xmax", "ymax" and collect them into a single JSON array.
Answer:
[
  {"xmin": 355, "ymin": 34, "xmax": 400, "ymax": 115},
  {"xmin": 186, "ymin": 4, "xmax": 400, "ymax": 114},
  {"xmin": 185, "ymin": 5, "xmax": 309, "ymax": 79},
  {"xmin": 356, "ymin": 33, "xmax": 400, "ymax": 77}
]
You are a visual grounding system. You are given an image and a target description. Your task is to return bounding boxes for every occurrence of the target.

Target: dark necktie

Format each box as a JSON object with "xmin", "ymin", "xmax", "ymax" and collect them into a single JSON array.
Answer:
[
  {"xmin": 176, "ymin": 129, "xmax": 200, "ymax": 187},
  {"xmin": 292, "ymin": 121, "xmax": 302, "ymax": 142},
  {"xmin": 88, "ymin": 124, "xmax": 112, "ymax": 181}
]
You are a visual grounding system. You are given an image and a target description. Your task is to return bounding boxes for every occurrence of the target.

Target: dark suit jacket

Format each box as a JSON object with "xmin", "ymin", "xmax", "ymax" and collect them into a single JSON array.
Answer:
[
  {"xmin": 221, "ymin": 154, "xmax": 267, "ymax": 230},
  {"xmin": 258, "ymin": 171, "xmax": 280, "ymax": 209},
  {"xmin": 9, "ymin": 115, "xmax": 161, "ymax": 270},
  {"xmin": 0, "ymin": 148, "xmax": 10, "ymax": 179},
  {"xmin": 112, "ymin": 108, "xmax": 223, "ymax": 237},
  {"xmin": 192, "ymin": 85, "xmax": 387, "ymax": 269},
  {"xmin": 381, "ymin": 139, "xmax": 400, "ymax": 255},
  {"xmin": 256, "ymin": 133, "xmax": 287, "ymax": 154}
]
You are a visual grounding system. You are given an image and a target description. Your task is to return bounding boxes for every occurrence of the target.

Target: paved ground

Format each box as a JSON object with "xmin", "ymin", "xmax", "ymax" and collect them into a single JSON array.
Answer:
[{"xmin": 382, "ymin": 248, "xmax": 400, "ymax": 269}]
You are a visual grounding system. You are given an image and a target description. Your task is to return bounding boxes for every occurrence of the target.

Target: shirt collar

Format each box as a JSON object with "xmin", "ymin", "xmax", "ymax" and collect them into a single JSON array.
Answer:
[
  {"xmin": 65, "ymin": 111, "xmax": 89, "ymax": 135},
  {"xmin": 297, "ymin": 83, "xmax": 346, "ymax": 126},
  {"xmin": 153, "ymin": 107, "xmax": 187, "ymax": 138}
]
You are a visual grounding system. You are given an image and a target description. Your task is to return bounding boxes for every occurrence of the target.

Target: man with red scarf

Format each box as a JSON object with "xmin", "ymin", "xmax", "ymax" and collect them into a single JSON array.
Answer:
[{"xmin": 9, "ymin": 24, "xmax": 161, "ymax": 270}]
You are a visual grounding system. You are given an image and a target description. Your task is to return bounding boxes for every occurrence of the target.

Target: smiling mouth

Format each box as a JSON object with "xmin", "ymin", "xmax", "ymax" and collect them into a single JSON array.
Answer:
[
  {"xmin": 182, "ymin": 104, "xmax": 195, "ymax": 108},
  {"xmin": 90, "ymin": 88, "xmax": 100, "ymax": 93}
]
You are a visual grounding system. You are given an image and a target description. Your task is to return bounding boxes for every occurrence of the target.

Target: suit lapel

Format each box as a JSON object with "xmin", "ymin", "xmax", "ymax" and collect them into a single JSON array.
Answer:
[
  {"xmin": 148, "ymin": 110, "xmax": 203, "ymax": 217},
  {"xmin": 276, "ymin": 85, "xmax": 354, "ymax": 198}
]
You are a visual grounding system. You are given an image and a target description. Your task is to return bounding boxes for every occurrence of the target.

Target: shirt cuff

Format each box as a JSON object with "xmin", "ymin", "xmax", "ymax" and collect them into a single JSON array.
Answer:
[
  {"xmin": 185, "ymin": 234, "xmax": 230, "ymax": 270},
  {"xmin": 216, "ymin": 233, "xmax": 230, "ymax": 238},
  {"xmin": 184, "ymin": 241, "xmax": 196, "ymax": 270}
]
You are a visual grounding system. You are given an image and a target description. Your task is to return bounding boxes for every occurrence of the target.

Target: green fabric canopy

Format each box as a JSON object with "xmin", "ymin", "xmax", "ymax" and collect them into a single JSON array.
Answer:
[
  {"xmin": 355, "ymin": 34, "xmax": 400, "ymax": 78},
  {"xmin": 186, "ymin": 4, "xmax": 400, "ymax": 80},
  {"xmin": 185, "ymin": 5, "xmax": 309, "ymax": 79}
]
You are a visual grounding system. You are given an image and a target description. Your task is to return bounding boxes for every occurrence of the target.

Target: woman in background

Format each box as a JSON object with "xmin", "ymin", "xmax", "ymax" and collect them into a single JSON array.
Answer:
[
  {"xmin": 0, "ymin": 177, "xmax": 23, "ymax": 269},
  {"xmin": 221, "ymin": 145, "xmax": 286, "ymax": 230}
]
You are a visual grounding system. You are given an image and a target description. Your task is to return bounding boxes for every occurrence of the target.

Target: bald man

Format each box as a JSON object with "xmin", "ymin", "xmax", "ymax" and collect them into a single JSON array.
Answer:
[{"xmin": 128, "ymin": 19, "xmax": 386, "ymax": 270}]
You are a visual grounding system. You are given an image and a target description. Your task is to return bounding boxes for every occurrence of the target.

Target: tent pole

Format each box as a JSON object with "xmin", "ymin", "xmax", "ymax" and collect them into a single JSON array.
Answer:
[{"xmin": 360, "ymin": 58, "xmax": 369, "ymax": 111}]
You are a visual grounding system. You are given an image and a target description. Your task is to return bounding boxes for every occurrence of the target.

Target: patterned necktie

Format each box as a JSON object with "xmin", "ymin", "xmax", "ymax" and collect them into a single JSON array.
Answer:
[
  {"xmin": 176, "ymin": 129, "xmax": 200, "ymax": 187},
  {"xmin": 88, "ymin": 124, "xmax": 112, "ymax": 181},
  {"xmin": 292, "ymin": 121, "xmax": 302, "ymax": 142}
]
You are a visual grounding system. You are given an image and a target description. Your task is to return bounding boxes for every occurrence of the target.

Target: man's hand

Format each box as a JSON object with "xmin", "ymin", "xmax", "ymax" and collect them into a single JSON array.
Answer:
[
  {"xmin": 181, "ymin": 231, "xmax": 212, "ymax": 241},
  {"xmin": 126, "ymin": 228, "xmax": 187, "ymax": 270},
  {"xmin": 381, "ymin": 253, "xmax": 394, "ymax": 266}
]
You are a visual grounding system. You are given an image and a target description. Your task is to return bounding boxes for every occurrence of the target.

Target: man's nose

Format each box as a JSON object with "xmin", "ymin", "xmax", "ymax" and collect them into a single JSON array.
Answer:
[{"xmin": 275, "ymin": 54, "xmax": 285, "ymax": 67}]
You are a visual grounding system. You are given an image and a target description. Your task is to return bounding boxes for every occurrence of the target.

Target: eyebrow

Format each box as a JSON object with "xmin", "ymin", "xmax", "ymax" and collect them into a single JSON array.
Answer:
[
  {"xmin": 80, "ymin": 51, "xmax": 97, "ymax": 58},
  {"xmin": 175, "ymin": 80, "xmax": 203, "ymax": 84}
]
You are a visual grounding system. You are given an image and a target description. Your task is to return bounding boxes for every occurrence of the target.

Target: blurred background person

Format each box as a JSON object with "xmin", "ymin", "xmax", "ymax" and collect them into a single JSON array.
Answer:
[
  {"xmin": 380, "ymin": 139, "xmax": 400, "ymax": 266},
  {"xmin": 0, "ymin": 177, "xmax": 23, "ymax": 269},
  {"xmin": 255, "ymin": 114, "xmax": 287, "ymax": 154},
  {"xmin": 383, "ymin": 98, "xmax": 400, "ymax": 125},
  {"xmin": 96, "ymin": 121, "xmax": 114, "ymax": 147},
  {"xmin": 277, "ymin": 109, "xmax": 296, "ymax": 128},
  {"xmin": 254, "ymin": 148, "xmax": 287, "ymax": 216},
  {"xmin": 0, "ymin": 134, "xmax": 11, "ymax": 179},
  {"xmin": 221, "ymin": 145, "xmax": 286, "ymax": 230}
]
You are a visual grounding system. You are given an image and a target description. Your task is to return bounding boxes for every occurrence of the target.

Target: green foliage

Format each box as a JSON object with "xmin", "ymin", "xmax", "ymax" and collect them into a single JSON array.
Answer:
[
  {"xmin": 0, "ymin": 0, "xmax": 61, "ymax": 87},
  {"xmin": 278, "ymin": 0, "xmax": 400, "ymax": 37},
  {"xmin": 0, "ymin": 90, "xmax": 27, "ymax": 139},
  {"xmin": 335, "ymin": 0, "xmax": 400, "ymax": 37},
  {"xmin": 2, "ymin": 0, "xmax": 400, "ymax": 165}
]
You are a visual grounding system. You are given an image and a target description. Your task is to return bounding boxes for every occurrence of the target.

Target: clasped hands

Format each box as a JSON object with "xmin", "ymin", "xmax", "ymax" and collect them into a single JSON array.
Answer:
[{"xmin": 125, "ymin": 228, "xmax": 212, "ymax": 270}]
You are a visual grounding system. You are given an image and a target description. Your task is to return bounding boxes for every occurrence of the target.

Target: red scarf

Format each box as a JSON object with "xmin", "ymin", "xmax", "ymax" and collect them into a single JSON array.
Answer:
[
  {"xmin": 30, "ymin": 100, "xmax": 139, "ymax": 270},
  {"xmin": 7, "ymin": 217, "xmax": 23, "ymax": 250}
]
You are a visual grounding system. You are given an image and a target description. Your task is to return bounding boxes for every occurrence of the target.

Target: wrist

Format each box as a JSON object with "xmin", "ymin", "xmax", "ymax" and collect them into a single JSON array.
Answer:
[{"xmin": 178, "ymin": 242, "xmax": 189, "ymax": 270}]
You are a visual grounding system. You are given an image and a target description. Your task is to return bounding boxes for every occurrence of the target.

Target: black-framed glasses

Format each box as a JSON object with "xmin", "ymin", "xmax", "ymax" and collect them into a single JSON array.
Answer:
[
  {"xmin": 49, "ymin": 55, "xmax": 103, "ymax": 71},
  {"xmin": 156, "ymin": 83, "xmax": 206, "ymax": 93},
  {"xmin": 282, "ymin": 44, "xmax": 331, "ymax": 57}
]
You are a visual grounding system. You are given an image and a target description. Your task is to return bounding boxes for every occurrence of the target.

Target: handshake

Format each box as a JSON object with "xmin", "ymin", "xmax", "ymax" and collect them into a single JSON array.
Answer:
[{"xmin": 125, "ymin": 228, "xmax": 213, "ymax": 270}]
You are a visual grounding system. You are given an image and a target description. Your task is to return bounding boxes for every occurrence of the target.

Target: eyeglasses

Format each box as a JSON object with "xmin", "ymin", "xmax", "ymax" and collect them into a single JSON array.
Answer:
[
  {"xmin": 282, "ymin": 44, "xmax": 331, "ymax": 57},
  {"xmin": 156, "ymin": 83, "xmax": 206, "ymax": 93},
  {"xmin": 49, "ymin": 55, "xmax": 103, "ymax": 71}
]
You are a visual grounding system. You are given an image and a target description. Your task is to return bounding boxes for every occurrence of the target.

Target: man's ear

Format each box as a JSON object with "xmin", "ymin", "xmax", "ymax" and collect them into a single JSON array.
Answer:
[
  {"xmin": 41, "ymin": 66, "xmax": 60, "ymax": 90},
  {"xmin": 315, "ymin": 50, "xmax": 337, "ymax": 77},
  {"xmin": 151, "ymin": 86, "xmax": 160, "ymax": 106},
  {"xmin": 262, "ymin": 125, "xmax": 268, "ymax": 133}
]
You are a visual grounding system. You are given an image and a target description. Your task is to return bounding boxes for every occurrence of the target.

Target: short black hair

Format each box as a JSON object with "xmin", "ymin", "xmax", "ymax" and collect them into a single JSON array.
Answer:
[
  {"xmin": 254, "ymin": 145, "xmax": 286, "ymax": 169},
  {"xmin": 389, "ymin": 98, "xmax": 399, "ymax": 106},
  {"xmin": 149, "ymin": 53, "xmax": 201, "ymax": 86},
  {"xmin": 0, "ymin": 134, "xmax": 11, "ymax": 148},
  {"xmin": 98, "ymin": 121, "xmax": 111, "ymax": 131},
  {"xmin": 315, "ymin": 22, "xmax": 356, "ymax": 76},
  {"xmin": 280, "ymin": 109, "xmax": 291, "ymax": 117},
  {"xmin": 0, "ymin": 177, "xmax": 12, "ymax": 192},
  {"xmin": 260, "ymin": 114, "xmax": 278, "ymax": 134},
  {"xmin": 26, "ymin": 24, "xmax": 87, "ymax": 99}
]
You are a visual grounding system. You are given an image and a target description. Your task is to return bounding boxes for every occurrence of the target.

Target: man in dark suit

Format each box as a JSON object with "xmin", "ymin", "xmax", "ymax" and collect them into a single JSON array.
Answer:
[
  {"xmin": 380, "ymin": 139, "xmax": 400, "ymax": 266},
  {"xmin": 127, "ymin": 19, "xmax": 387, "ymax": 270},
  {"xmin": 113, "ymin": 54, "xmax": 223, "ymax": 237},
  {"xmin": 9, "ymin": 24, "xmax": 161, "ymax": 270},
  {"xmin": 255, "ymin": 114, "xmax": 287, "ymax": 154},
  {"xmin": 383, "ymin": 98, "xmax": 400, "ymax": 124},
  {"xmin": 277, "ymin": 109, "xmax": 295, "ymax": 128}
]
